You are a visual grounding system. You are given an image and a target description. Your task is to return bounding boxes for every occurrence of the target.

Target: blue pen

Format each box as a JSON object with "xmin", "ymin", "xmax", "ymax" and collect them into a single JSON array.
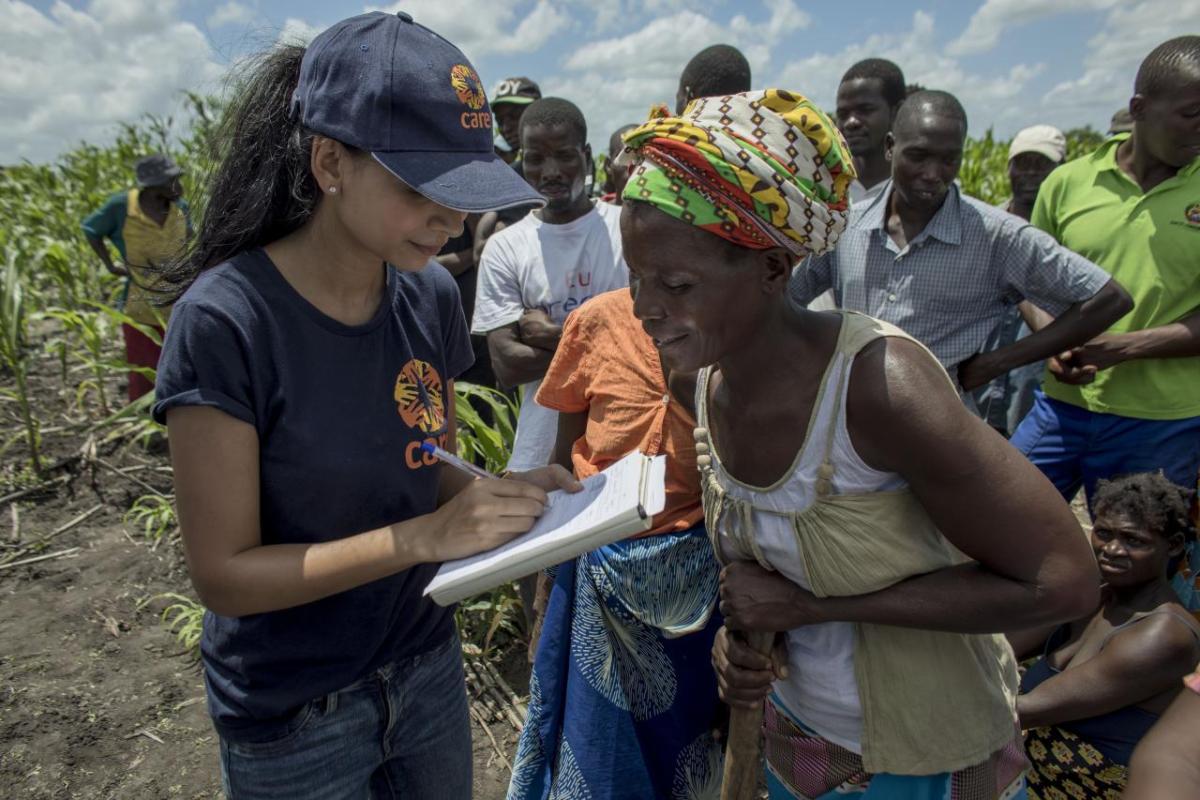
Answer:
[{"xmin": 420, "ymin": 442, "xmax": 494, "ymax": 481}]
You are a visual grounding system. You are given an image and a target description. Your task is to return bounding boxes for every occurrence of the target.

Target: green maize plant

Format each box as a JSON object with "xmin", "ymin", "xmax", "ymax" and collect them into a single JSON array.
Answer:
[
  {"xmin": 457, "ymin": 584, "xmax": 525, "ymax": 658},
  {"xmin": 454, "ymin": 382, "xmax": 520, "ymax": 474},
  {"xmin": 94, "ymin": 301, "xmax": 166, "ymax": 389},
  {"xmin": 44, "ymin": 307, "xmax": 117, "ymax": 416},
  {"xmin": 125, "ymin": 493, "xmax": 178, "ymax": 546},
  {"xmin": 155, "ymin": 592, "xmax": 204, "ymax": 655},
  {"xmin": 959, "ymin": 127, "xmax": 1107, "ymax": 206},
  {"xmin": 957, "ymin": 130, "xmax": 1012, "ymax": 205},
  {"xmin": 0, "ymin": 243, "xmax": 43, "ymax": 477},
  {"xmin": 92, "ymin": 391, "xmax": 163, "ymax": 450},
  {"xmin": 451, "ymin": 382, "xmax": 531, "ymax": 651}
]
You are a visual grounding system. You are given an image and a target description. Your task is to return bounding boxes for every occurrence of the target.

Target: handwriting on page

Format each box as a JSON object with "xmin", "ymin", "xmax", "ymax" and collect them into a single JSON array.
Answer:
[{"xmin": 436, "ymin": 453, "xmax": 646, "ymax": 578}]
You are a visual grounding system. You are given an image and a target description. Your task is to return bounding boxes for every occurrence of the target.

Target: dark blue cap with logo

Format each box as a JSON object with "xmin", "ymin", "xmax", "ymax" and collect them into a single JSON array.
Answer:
[{"xmin": 292, "ymin": 11, "xmax": 544, "ymax": 213}]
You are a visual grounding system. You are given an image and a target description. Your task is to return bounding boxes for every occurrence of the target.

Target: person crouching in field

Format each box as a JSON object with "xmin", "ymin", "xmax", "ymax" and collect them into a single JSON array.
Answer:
[
  {"xmin": 82, "ymin": 153, "xmax": 190, "ymax": 402},
  {"xmin": 1008, "ymin": 472, "xmax": 1200, "ymax": 799},
  {"xmin": 619, "ymin": 89, "xmax": 1100, "ymax": 800},
  {"xmin": 152, "ymin": 12, "xmax": 579, "ymax": 799}
]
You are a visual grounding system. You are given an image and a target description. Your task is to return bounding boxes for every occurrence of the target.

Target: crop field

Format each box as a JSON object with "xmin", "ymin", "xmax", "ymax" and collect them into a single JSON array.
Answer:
[{"xmin": 0, "ymin": 104, "xmax": 1103, "ymax": 798}]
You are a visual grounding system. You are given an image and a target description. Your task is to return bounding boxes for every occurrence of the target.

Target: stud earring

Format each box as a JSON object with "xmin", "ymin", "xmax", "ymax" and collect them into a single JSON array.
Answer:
[{"xmin": 328, "ymin": 186, "xmax": 338, "ymax": 194}]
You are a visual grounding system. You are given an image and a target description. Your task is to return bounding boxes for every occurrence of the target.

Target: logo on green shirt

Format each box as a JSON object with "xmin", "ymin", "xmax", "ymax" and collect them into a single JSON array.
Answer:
[{"xmin": 1186, "ymin": 202, "xmax": 1200, "ymax": 227}]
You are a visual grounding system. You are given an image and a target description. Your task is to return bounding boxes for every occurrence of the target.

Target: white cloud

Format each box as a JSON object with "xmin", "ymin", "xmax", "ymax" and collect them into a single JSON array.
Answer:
[
  {"xmin": 555, "ymin": 3, "xmax": 811, "ymax": 157},
  {"xmin": 947, "ymin": 0, "xmax": 1118, "ymax": 56},
  {"xmin": 571, "ymin": 0, "xmax": 694, "ymax": 33},
  {"xmin": 497, "ymin": 0, "xmax": 571, "ymax": 54},
  {"xmin": 731, "ymin": 0, "xmax": 811, "ymax": 45},
  {"xmin": 0, "ymin": 0, "xmax": 224, "ymax": 164},
  {"xmin": 1041, "ymin": 0, "xmax": 1200, "ymax": 118},
  {"xmin": 370, "ymin": 0, "xmax": 570, "ymax": 59},
  {"xmin": 565, "ymin": 11, "xmax": 730, "ymax": 74},
  {"xmin": 776, "ymin": 11, "xmax": 1044, "ymax": 135},
  {"xmin": 276, "ymin": 16, "xmax": 325, "ymax": 45},
  {"xmin": 208, "ymin": 1, "xmax": 257, "ymax": 29}
]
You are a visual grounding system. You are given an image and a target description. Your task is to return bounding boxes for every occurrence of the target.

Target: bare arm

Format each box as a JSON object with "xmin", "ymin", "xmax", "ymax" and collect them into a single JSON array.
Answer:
[
  {"xmin": 472, "ymin": 212, "xmax": 505, "ymax": 266},
  {"xmin": 1017, "ymin": 300, "xmax": 1054, "ymax": 333},
  {"xmin": 435, "ymin": 214, "xmax": 480, "ymax": 277},
  {"xmin": 486, "ymin": 323, "xmax": 556, "ymax": 389},
  {"xmin": 552, "ymin": 410, "xmax": 587, "ymax": 472},
  {"xmin": 1124, "ymin": 674, "xmax": 1200, "ymax": 800},
  {"xmin": 436, "ymin": 248, "xmax": 474, "ymax": 277},
  {"xmin": 1064, "ymin": 307, "xmax": 1200, "ymax": 374},
  {"xmin": 1005, "ymin": 622, "xmax": 1063, "ymax": 661},
  {"xmin": 1017, "ymin": 614, "xmax": 1200, "ymax": 729},
  {"xmin": 518, "ymin": 308, "xmax": 564, "ymax": 351},
  {"xmin": 84, "ymin": 235, "xmax": 128, "ymax": 277},
  {"xmin": 720, "ymin": 337, "xmax": 1098, "ymax": 635},
  {"xmin": 958, "ymin": 278, "xmax": 1132, "ymax": 390},
  {"xmin": 826, "ymin": 338, "xmax": 1098, "ymax": 628},
  {"xmin": 168, "ymin": 400, "xmax": 573, "ymax": 618}
]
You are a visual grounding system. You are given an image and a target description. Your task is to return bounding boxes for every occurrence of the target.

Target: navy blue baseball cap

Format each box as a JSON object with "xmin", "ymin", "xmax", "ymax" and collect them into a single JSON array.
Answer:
[{"xmin": 292, "ymin": 11, "xmax": 544, "ymax": 213}]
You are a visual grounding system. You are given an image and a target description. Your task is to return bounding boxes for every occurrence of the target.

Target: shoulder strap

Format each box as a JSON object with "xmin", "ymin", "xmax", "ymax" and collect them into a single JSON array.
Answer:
[
  {"xmin": 1098, "ymin": 607, "xmax": 1200, "ymax": 652},
  {"xmin": 694, "ymin": 365, "xmax": 712, "ymax": 429},
  {"xmin": 816, "ymin": 312, "xmax": 960, "ymax": 486}
]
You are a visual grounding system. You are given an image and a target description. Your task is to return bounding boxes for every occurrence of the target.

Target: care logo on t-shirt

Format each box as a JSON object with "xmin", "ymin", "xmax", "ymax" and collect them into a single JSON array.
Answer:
[
  {"xmin": 1185, "ymin": 202, "xmax": 1200, "ymax": 227},
  {"xmin": 394, "ymin": 359, "xmax": 449, "ymax": 469},
  {"xmin": 394, "ymin": 359, "xmax": 445, "ymax": 432}
]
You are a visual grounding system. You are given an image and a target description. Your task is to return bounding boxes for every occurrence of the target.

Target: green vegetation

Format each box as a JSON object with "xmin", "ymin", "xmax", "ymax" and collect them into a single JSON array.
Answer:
[
  {"xmin": 958, "ymin": 126, "xmax": 1105, "ymax": 204},
  {"xmin": 125, "ymin": 493, "xmax": 178, "ymax": 545}
]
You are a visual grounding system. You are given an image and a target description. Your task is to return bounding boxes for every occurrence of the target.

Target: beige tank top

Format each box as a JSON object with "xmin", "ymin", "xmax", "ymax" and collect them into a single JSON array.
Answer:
[{"xmin": 695, "ymin": 312, "xmax": 1020, "ymax": 775}]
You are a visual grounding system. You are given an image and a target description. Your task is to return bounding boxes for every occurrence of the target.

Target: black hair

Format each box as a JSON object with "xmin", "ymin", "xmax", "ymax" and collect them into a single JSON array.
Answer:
[
  {"xmin": 680, "ymin": 44, "xmax": 752, "ymax": 99},
  {"xmin": 840, "ymin": 58, "xmax": 907, "ymax": 109},
  {"xmin": 164, "ymin": 44, "xmax": 343, "ymax": 299},
  {"xmin": 1135, "ymin": 36, "xmax": 1200, "ymax": 98},
  {"xmin": 905, "ymin": 82, "xmax": 927, "ymax": 96},
  {"xmin": 519, "ymin": 97, "xmax": 588, "ymax": 147},
  {"xmin": 1093, "ymin": 472, "xmax": 1196, "ymax": 546},
  {"xmin": 894, "ymin": 89, "xmax": 968, "ymax": 137}
]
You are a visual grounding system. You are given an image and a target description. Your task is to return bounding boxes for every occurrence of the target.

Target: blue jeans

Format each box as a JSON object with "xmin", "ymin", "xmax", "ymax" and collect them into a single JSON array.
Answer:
[
  {"xmin": 219, "ymin": 634, "xmax": 472, "ymax": 799},
  {"xmin": 1011, "ymin": 390, "xmax": 1200, "ymax": 506}
]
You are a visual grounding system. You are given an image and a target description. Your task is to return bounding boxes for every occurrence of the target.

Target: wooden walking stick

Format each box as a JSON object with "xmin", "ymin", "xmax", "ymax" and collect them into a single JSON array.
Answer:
[{"xmin": 720, "ymin": 630, "xmax": 774, "ymax": 800}]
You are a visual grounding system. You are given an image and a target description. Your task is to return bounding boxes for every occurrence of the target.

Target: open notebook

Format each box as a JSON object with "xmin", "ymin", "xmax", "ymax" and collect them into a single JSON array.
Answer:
[{"xmin": 424, "ymin": 451, "xmax": 667, "ymax": 606}]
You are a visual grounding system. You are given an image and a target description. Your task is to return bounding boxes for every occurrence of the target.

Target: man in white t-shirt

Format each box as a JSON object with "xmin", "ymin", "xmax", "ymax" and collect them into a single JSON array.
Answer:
[{"xmin": 472, "ymin": 97, "xmax": 629, "ymax": 472}]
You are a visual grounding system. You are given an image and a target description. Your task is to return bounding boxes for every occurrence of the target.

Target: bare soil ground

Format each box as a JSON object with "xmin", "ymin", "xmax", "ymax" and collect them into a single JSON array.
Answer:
[{"xmin": 0, "ymin": 358, "xmax": 521, "ymax": 799}]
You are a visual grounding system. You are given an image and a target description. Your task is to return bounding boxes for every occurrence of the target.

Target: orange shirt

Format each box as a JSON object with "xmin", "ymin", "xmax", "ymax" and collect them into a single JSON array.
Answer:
[{"xmin": 536, "ymin": 289, "xmax": 702, "ymax": 537}]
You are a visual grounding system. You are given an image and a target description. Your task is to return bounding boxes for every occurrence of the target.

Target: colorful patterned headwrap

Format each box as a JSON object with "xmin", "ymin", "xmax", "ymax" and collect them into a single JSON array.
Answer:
[{"xmin": 619, "ymin": 89, "xmax": 856, "ymax": 257}]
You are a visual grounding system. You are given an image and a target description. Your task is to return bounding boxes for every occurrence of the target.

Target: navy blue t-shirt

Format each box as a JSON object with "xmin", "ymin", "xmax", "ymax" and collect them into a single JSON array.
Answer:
[{"xmin": 153, "ymin": 248, "xmax": 474, "ymax": 742}]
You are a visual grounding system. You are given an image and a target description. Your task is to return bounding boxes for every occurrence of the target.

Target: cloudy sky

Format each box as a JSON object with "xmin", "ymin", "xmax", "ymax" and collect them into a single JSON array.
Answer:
[{"xmin": 3, "ymin": 0, "xmax": 1198, "ymax": 164}]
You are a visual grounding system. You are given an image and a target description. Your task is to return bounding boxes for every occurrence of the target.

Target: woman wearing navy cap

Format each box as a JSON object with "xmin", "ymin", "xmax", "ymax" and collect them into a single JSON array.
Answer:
[{"xmin": 154, "ymin": 12, "xmax": 578, "ymax": 799}]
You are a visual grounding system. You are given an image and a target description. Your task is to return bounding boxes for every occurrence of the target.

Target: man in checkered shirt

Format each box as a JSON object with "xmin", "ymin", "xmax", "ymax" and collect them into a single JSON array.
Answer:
[{"xmin": 790, "ymin": 90, "xmax": 1133, "ymax": 397}]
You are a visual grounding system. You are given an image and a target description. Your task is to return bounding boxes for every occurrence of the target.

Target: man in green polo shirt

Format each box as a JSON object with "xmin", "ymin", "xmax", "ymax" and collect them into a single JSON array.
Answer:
[{"xmin": 1011, "ymin": 36, "xmax": 1200, "ymax": 510}]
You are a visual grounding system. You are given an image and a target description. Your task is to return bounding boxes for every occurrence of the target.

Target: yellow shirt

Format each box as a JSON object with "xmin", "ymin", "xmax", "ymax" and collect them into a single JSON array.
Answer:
[{"xmin": 120, "ymin": 189, "xmax": 187, "ymax": 326}]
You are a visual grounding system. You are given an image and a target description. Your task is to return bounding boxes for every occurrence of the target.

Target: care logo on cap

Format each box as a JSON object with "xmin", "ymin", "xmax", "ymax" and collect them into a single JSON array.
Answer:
[
  {"xmin": 450, "ymin": 64, "xmax": 492, "ymax": 130},
  {"xmin": 450, "ymin": 64, "xmax": 486, "ymax": 110}
]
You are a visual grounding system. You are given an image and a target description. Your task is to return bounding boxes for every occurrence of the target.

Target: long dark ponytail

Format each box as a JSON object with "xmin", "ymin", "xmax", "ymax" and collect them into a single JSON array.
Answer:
[{"xmin": 164, "ymin": 44, "xmax": 320, "ymax": 299}]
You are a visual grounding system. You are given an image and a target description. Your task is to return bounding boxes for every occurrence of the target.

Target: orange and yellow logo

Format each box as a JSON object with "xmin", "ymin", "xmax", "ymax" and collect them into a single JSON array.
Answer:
[
  {"xmin": 394, "ymin": 359, "xmax": 445, "ymax": 433},
  {"xmin": 450, "ymin": 64, "xmax": 486, "ymax": 111}
]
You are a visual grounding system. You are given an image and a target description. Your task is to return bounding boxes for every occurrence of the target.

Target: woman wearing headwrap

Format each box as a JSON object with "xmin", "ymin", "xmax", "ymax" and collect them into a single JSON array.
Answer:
[{"xmin": 620, "ymin": 89, "xmax": 1100, "ymax": 799}]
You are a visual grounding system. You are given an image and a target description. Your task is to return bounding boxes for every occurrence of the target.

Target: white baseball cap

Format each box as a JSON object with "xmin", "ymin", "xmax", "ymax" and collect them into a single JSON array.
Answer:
[{"xmin": 1009, "ymin": 125, "xmax": 1067, "ymax": 164}]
